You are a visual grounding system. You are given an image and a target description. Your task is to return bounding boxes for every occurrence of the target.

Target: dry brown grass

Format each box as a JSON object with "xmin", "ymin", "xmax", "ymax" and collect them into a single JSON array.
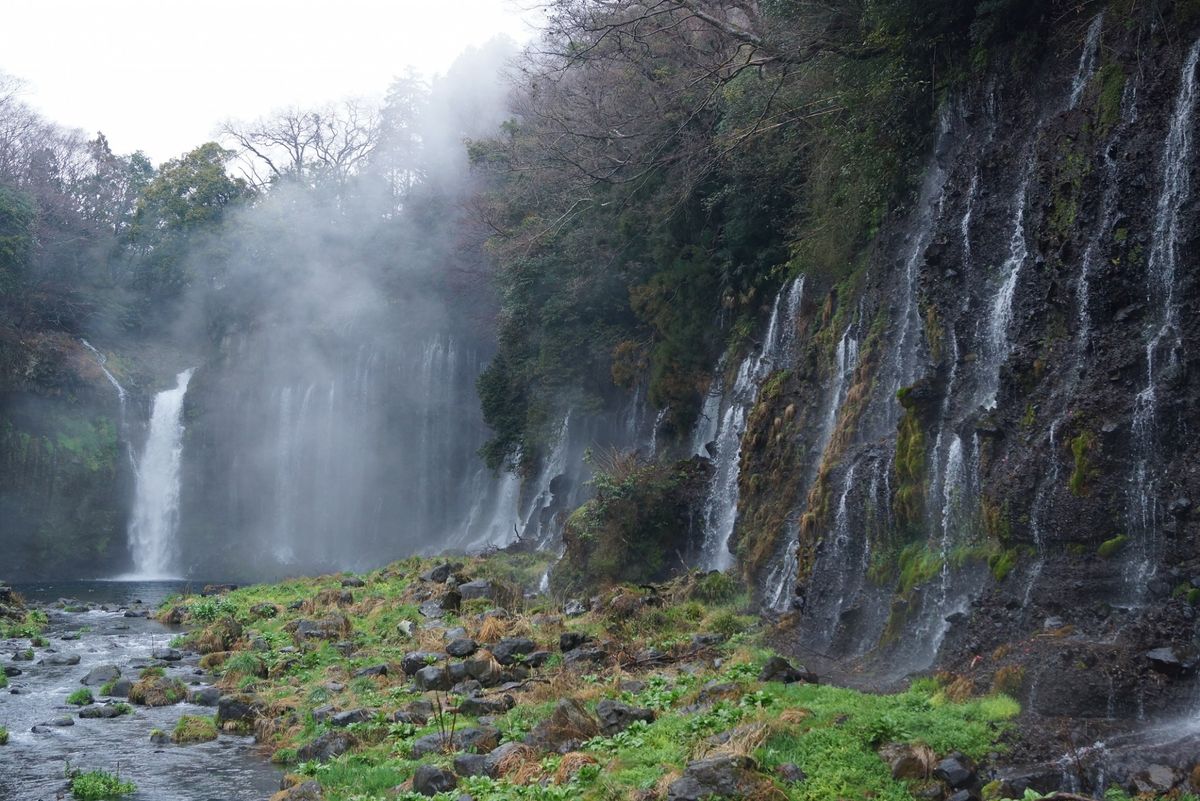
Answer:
[
  {"xmin": 524, "ymin": 669, "xmax": 605, "ymax": 706},
  {"xmin": 693, "ymin": 722, "xmax": 770, "ymax": 761},
  {"xmin": 941, "ymin": 673, "xmax": 975, "ymax": 703},
  {"xmin": 777, "ymin": 708, "xmax": 812, "ymax": 726},
  {"xmin": 554, "ymin": 752, "xmax": 599, "ymax": 784},
  {"xmin": 990, "ymin": 665, "xmax": 1025, "ymax": 696},
  {"xmin": 199, "ymin": 651, "xmax": 230, "ymax": 670},
  {"xmin": 494, "ymin": 743, "xmax": 541, "ymax": 781}
]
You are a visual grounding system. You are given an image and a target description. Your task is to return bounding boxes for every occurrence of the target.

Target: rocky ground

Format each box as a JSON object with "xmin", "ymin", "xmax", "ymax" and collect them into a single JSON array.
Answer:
[{"xmin": 146, "ymin": 555, "xmax": 1022, "ymax": 801}]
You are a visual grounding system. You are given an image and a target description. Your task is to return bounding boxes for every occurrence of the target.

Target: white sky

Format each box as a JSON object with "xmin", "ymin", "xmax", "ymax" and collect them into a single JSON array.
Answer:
[{"xmin": 0, "ymin": 0, "xmax": 539, "ymax": 164}]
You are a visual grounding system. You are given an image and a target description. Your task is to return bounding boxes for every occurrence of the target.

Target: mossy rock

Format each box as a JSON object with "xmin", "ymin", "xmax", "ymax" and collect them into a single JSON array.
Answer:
[
  {"xmin": 172, "ymin": 715, "xmax": 218, "ymax": 744},
  {"xmin": 129, "ymin": 675, "xmax": 187, "ymax": 707}
]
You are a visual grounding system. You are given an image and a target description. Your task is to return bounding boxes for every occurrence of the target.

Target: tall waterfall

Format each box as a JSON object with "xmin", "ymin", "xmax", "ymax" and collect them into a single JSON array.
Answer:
[
  {"xmin": 1126, "ymin": 39, "xmax": 1200, "ymax": 598},
  {"xmin": 695, "ymin": 278, "xmax": 804, "ymax": 571},
  {"xmin": 123, "ymin": 368, "xmax": 195, "ymax": 579}
]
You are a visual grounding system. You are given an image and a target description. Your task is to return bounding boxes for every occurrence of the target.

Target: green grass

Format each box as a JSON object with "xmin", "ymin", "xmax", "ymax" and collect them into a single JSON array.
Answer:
[
  {"xmin": 69, "ymin": 769, "xmax": 136, "ymax": 800},
  {"xmin": 68, "ymin": 688, "xmax": 95, "ymax": 706},
  {"xmin": 172, "ymin": 715, "xmax": 219, "ymax": 744},
  {"xmin": 0, "ymin": 673, "xmax": 7, "ymax": 690},
  {"xmin": 0, "ymin": 725, "xmax": 8, "ymax": 745},
  {"xmin": 1097, "ymin": 535, "xmax": 1129, "ymax": 558}
]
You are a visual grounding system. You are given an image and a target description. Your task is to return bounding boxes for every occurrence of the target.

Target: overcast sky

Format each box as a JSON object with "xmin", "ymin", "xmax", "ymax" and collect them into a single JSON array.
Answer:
[{"xmin": 0, "ymin": 0, "xmax": 539, "ymax": 164}]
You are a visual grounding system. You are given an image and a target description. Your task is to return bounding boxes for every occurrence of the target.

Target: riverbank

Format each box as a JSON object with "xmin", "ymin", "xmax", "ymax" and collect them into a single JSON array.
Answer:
[{"xmin": 143, "ymin": 554, "xmax": 1032, "ymax": 801}]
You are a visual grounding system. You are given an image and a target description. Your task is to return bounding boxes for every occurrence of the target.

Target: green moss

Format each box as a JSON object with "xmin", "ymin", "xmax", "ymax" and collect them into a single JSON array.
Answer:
[
  {"xmin": 1094, "ymin": 63, "xmax": 1126, "ymax": 136},
  {"xmin": 1097, "ymin": 535, "xmax": 1129, "ymax": 558},
  {"xmin": 1069, "ymin": 429, "xmax": 1097, "ymax": 496},
  {"xmin": 0, "ymin": 725, "xmax": 7, "ymax": 745},
  {"xmin": 893, "ymin": 387, "xmax": 927, "ymax": 532},
  {"xmin": 988, "ymin": 547, "xmax": 1019, "ymax": 582}
]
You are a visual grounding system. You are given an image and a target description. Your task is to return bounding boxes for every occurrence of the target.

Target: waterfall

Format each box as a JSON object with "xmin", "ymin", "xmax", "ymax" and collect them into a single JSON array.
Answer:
[
  {"xmin": 696, "ymin": 277, "xmax": 805, "ymax": 571},
  {"xmin": 122, "ymin": 368, "xmax": 195, "ymax": 579},
  {"xmin": 980, "ymin": 150, "xmax": 1034, "ymax": 410},
  {"xmin": 1068, "ymin": 13, "xmax": 1105, "ymax": 110},
  {"xmin": 1126, "ymin": 39, "xmax": 1200, "ymax": 598},
  {"xmin": 80, "ymin": 339, "xmax": 136, "ymax": 473}
]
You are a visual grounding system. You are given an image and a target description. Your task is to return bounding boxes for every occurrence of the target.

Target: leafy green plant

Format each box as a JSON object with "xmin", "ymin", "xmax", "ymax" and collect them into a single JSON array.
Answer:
[
  {"xmin": 68, "ymin": 768, "xmax": 136, "ymax": 800},
  {"xmin": 67, "ymin": 688, "xmax": 95, "ymax": 706}
]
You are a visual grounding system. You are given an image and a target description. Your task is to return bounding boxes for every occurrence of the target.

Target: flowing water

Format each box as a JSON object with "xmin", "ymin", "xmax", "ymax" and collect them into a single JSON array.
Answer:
[
  {"xmin": 0, "ymin": 583, "xmax": 280, "ymax": 801},
  {"xmin": 696, "ymin": 278, "xmax": 804, "ymax": 571},
  {"xmin": 122, "ymin": 369, "xmax": 195, "ymax": 581},
  {"xmin": 1126, "ymin": 39, "xmax": 1200, "ymax": 599}
]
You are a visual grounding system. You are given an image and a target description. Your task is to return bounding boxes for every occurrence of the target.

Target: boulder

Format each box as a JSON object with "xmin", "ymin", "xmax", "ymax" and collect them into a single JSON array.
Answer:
[
  {"xmin": 758, "ymin": 656, "xmax": 818, "ymax": 684},
  {"xmin": 559, "ymin": 632, "xmax": 594, "ymax": 653},
  {"xmin": 563, "ymin": 599, "xmax": 588, "ymax": 617},
  {"xmin": 666, "ymin": 756, "xmax": 768, "ymax": 801},
  {"xmin": 526, "ymin": 651, "xmax": 552, "ymax": 668},
  {"xmin": 564, "ymin": 647, "xmax": 608, "ymax": 667},
  {"xmin": 42, "ymin": 654, "xmax": 81, "ymax": 666},
  {"xmin": 216, "ymin": 694, "xmax": 259, "ymax": 728},
  {"xmin": 878, "ymin": 742, "xmax": 935, "ymax": 780},
  {"xmin": 287, "ymin": 615, "xmax": 350, "ymax": 646},
  {"xmin": 402, "ymin": 651, "xmax": 443, "ymax": 675},
  {"xmin": 188, "ymin": 686, "xmax": 221, "ymax": 706},
  {"xmin": 596, "ymin": 699, "xmax": 655, "ymax": 735},
  {"xmin": 1145, "ymin": 646, "xmax": 1199, "ymax": 677},
  {"xmin": 250, "ymin": 603, "xmax": 279, "ymax": 620},
  {"xmin": 330, "ymin": 709, "xmax": 374, "ymax": 727},
  {"xmin": 458, "ymin": 580, "xmax": 495, "ymax": 600},
  {"xmin": 270, "ymin": 780, "xmax": 324, "ymax": 801},
  {"xmin": 152, "ymin": 647, "xmax": 183, "ymax": 662},
  {"xmin": 202, "ymin": 584, "xmax": 237, "ymax": 595},
  {"xmin": 129, "ymin": 676, "xmax": 187, "ymax": 706},
  {"xmin": 81, "ymin": 665, "xmax": 120, "ymax": 686},
  {"xmin": 524, "ymin": 698, "xmax": 600, "ymax": 753},
  {"xmin": 341, "ymin": 576, "xmax": 366, "ymax": 588},
  {"xmin": 484, "ymin": 741, "xmax": 538, "ymax": 778},
  {"xmin": 420, "ymin": 563, "xmax": 461, "ymax": 583},
  {"xmin": 410, "ymin": 726, "xmax": 500, "ymax": 757},
  {"xmin": 79, "ymin": 704, "xmax": 124, "ymax": 719},
  {"xmin": 446, "ymin": 638, "xmax": 478, "ymax": 658},
  {"xmin": 414, "ymin": 665, "xmax": 451, "ymax": 691},
  {"xmin": 1133, "ymin": 764, "xmax": 1179, "ymax": 794},
  {"xmin": 934, "ymin": 754, "xmax": 977, "ymax": 790},
  {"xmin": 458, "ymin": 695, "xmax": 514, "ymax": 716},
  {"xmin": 296, "ymin": 731, "xmax": 355, "ymax": 762},
  {"xmin": 108, "ymin": 678, "xmax": 133, "ymax": 697},
  {"xmin": 419, "ymin": 601, "xmax": 447, "ymax": 618},
  {"xmin": 453, "ymin": 753, "xmax": 488, "ymax": 777},
  {"xmin": 354, "ymin": 664, "xmax": 389, "ymax": 678},
  {"xmin": 412, "ymin": 764, "xmax": 457, "ymax": 796},
  {"xmin": 464, "ymin": 652, "xmax": 503, "ymax": 686},
  {"xmin": 492, "ymin": 637, "xmax": 536, "ymax": 665}
]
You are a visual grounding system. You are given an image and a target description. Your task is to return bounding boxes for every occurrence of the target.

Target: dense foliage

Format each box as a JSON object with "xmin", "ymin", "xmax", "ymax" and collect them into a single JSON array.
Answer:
[{"xmin": 471, "ymin": 0, "xmax": 1070, "ymax": 469}]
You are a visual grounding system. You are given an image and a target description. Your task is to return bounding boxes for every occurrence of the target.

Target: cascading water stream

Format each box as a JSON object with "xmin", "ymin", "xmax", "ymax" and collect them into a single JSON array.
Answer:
[
  {"xmin": 121, "ymin": 368, "xmax": 195, "ymax": 579},
  {"xmin": 1068, "ymin": 13, "xmax": 1105, "ymax": 110},
  {"xmin": 79, "ymin": 338, "xmax": 137, "ymax": 474},
  {"xmin": 697, "ymin": 277, "xmax": 804, "ymax": 571},
  {"xmin": 1126, "ymin": 39, "xmax": 1200, "ymax": 598}
]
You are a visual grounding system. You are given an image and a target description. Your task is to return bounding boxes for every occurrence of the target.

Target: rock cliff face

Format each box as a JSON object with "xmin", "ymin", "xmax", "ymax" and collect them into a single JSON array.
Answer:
[{"xmin": 683, "ymin": 0, "xmax": 1200, "ymax": 749}]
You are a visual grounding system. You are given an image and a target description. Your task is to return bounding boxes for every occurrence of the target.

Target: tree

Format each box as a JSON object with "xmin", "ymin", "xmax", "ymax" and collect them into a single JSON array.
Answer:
[{"xmin": 127, "ymin": 142, "xmax": 252, "ymax": 295}]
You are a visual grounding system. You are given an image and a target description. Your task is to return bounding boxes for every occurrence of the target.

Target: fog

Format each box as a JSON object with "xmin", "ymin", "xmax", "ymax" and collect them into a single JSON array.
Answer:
[{"xmin": 165, "ymin": 39, "xmax": 528, "ymax": 578}]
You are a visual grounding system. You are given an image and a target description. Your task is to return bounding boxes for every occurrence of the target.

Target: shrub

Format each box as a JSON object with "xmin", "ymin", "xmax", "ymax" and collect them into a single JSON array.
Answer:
[
  {"xmin": 69, "ymin": 769, "xmax": 136, "ymax": 800},
  {"xmin": 67, "ymin": 688, "xmax": 95, "ymax": 706}
]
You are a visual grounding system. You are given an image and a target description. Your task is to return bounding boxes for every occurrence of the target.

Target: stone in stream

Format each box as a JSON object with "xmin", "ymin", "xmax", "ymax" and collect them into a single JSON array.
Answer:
[
  {"xmin": 46, "ymin": 716, "xmax": 75, "ymax": 727},
  {"xmin": 81, "ymin": 665, "xmax": 121, "ymax": 685},
  {"xmin": 216, "ymin": 694, "xmax": 260, "ymax": 728},
  {"xmin": 188, "ymin": 686, "xmax": 221, "ymax": 706},
  {"xmin": 152, "ymin": 647, "xmax": 183, "ymax": 661},
  {"xmin": 108, "ymin": 678, "xmax": 134, "ymax": 697},
  {"xmin": 12, "ymin": 650, "xmax": 34, "ymax": 662},
  {"xmin": 79, "ymin": 704, "xmax": 125, "ymax": 719},
  {"xmin": 41, "ymin": 654, "xmax": 81, "ymax": 666},
  {"xmin": 3, "ymin": 666, "xmax": 20, "ymax": 677}
]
